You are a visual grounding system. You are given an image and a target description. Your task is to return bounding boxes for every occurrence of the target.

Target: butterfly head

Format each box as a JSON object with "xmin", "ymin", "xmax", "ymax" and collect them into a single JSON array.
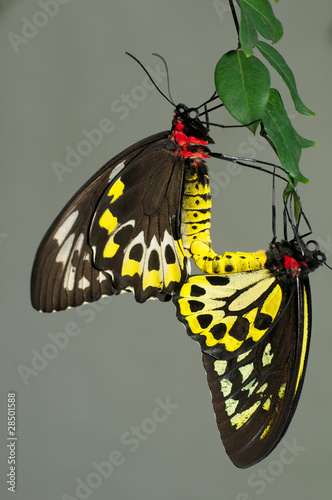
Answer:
[
  {"xmin": 266, "ymin": 239, "xmax": 326, "ymax": 279},
  {"xmin": 172, "ymin": 103, "xmax": 214, "ymax": 145}
]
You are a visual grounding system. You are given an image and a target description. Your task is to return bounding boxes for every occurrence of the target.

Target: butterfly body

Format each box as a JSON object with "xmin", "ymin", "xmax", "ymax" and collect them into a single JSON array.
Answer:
[{"xmin": 174, "ymin": 239, "xmax": 325, "ymax": 468}]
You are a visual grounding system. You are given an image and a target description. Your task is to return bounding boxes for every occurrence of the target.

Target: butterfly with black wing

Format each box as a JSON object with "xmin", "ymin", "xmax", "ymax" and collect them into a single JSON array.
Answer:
[
  {"xmin": 31, "ymin": 56, "xmax": 276, "ymax": 312},
  {"xmin": 173, "ymin": 190, "xmax": 326, "ymax": 468}
]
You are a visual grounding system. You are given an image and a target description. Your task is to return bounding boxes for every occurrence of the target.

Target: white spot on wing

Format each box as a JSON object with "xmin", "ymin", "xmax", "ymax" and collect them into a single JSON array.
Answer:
[
  {"xmin": 220, "ymin": 378, "xmax": 232, "ymax": 397},
  {"xmin": 108, "ymin": 161, "xmax": 126, "ymax": 183},
  {"xmin": 242, "ymin": 379, "xmax": 259, "ymax": 397},
  {"xmin": 225, "ymin": 398, "xmax": 239, "ymax": 416},
  {"xmin": 56, "ymin": 234, "xmax": 75, "ymax": 265},
  {"xmin": 98, "ymin": 272, "xmax": 107, "ymax": 283},
  {"xmin": 54, "ymin": 210, "xmax": 79, "ymax": 245},
  {"xmin": 78, "ymin": 276, "xmax": 90, "ymax": 290},
  {"xmin": 62, "ymin": 233, "xmax": 84, "ymax": 291},
  {"xmin": 214, "ymin": 359, "xmax": 227, "ymax": 376},
  {"xmin": 122, "ymin": 231, "xmax": 145, "ymax": 263},
  {"xmin": 262, "ymin": 343, "xmax": 274, "ymax": 366},
  {"xmin": 239, "ymin": 362, "xmax": 254, "ymax": 383}
]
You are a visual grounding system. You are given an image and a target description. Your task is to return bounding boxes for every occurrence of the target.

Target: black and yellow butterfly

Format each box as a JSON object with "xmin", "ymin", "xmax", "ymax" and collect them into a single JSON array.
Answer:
[
  {"xmin": 174, "ymin": 220, "xmax": 325, "ymax": 467},
  {"xmin": 31, "ymin": 96, "xmax": 272, "ymax": 312}
]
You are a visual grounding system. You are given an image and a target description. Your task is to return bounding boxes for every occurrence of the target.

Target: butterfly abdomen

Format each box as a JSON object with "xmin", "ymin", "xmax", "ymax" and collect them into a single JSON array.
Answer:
[
  {"xmin": 180, "ymin": 166, "xmax": 267, "ymax": 274},
  {"xmin": 181, "ymin": 166, "xmax": 212, "ymax": 257}
]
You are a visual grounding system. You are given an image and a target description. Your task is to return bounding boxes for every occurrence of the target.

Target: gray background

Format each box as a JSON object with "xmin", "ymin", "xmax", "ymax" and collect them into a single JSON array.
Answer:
[{"xmin": 1, "ymin": 1, "xmax": 332, "ymax": 499}]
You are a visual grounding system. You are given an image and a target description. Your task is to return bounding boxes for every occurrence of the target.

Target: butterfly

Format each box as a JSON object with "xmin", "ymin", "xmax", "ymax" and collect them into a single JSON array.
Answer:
[
  {"xmin": 31, "ymin": 53, "xmax": 281, "ymax": 313},
  {"xmin": 173, "ymin": 195, "xmax": 326, "ymax": 468}
]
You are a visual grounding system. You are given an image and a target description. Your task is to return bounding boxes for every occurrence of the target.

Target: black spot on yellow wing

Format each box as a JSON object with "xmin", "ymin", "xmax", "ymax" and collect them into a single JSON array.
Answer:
[
  {"xmin": 197, "ymin": 314, "xmax": 213, "ymax": 329},
  {"xmin": 254, "ymin": 312, "xmax": 274, "ymax": 330},
  {"xmin": 174, "ymin": 269, "xmax": 286, "ymax": 359},
  {"xmin": 188, "ymin": 300, "xmax": 205, "ymax": 312},
  {"xmin": 205, "ymin": 275, "xmax": 230, "ymax": 286},
  {"xmin": 228, "ymin": 316, "xmax": 250, "ymax": 341},
  {"xmin": 209, "ymin": 323, "xmax": 227, "ymax": 340},
  {"xmin": 165, "ymin": 245, "xmax": 176, "ymax": 264},
  {"xmin": 190, "ymin": 284, "xmax": 206, "ymax": 297},
  {"xmin": 129, "ymin": 244, "xmax": 144, "ymax": 262},
  {"xmin": 148, "ymin": 250, "xmax": 160, "ymax": 271}
]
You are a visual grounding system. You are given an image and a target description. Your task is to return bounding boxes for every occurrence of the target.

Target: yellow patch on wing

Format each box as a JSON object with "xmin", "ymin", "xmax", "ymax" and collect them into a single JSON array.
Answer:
[
  {"xmin": 213, "ymin": 327, "xmax": 243, "ymax": 351},
  {"xmin": 261, "ymin": 284, "xmax": 282, "ymax": 317},
  {"xmin": 121, "ymin": 257, "xmax": 141, "ymax": 277},
  {"xmin": 143, "ymin": 269, "xmax": 163, "ymax": 290},
  {"xmin": 103, "ymin": 236, "xmax": 120, "ymax": 258},
  {"xmin": 165, "ymin": 263, "xmax": 182, "ymax": 287},
  {"xmin": 99, "ymin": 209, "xmax": 118, "ymax": 234},
  {"xmin": 262, "ymin": 395, "xmax": 273, "ymax": 411},
  {"xmin": 295, "ymin": 286, "xmax": 309, "ymax": 395},
  {"xmin": 177, "ymin": 269, "xmax": 284, "ymax": 353},
  {"xmin": 229, "ymin": 276, "xmax": 275, "ymax": 310},
  {"xmin": 278, "ymin": 383, "xmax": 286, "ymax": 400},
  {"xmin": 107, "ymin": 178, "xmax": 125, "ymax": 202},
  {"xmin": 260, "ymin": 419, "xmax": 273, "ymax": 440}
]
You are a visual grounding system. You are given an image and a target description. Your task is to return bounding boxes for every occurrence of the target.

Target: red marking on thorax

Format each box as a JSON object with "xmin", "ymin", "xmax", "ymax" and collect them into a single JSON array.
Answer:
[
  {"xmin": 284, "ymin": 255, "xmax": 300, "ymax": 271},
  {"xmin": 171, "ymin": 119, "xmax": 210, "ymax": 160}
]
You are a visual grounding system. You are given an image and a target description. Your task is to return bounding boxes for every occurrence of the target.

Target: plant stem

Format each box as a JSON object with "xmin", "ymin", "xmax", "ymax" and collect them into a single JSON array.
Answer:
[{"xmin": 229, "ymin": 0, "xmax": 240, "ymax": 44}]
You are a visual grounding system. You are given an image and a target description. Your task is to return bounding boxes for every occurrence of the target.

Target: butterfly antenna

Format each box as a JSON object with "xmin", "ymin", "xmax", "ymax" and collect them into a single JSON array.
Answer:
[
  {"xmin": 151, "ymin": 53, "xmax": 175, "ymax": 105},
  {"xmin": 126, "ymin": 52, "xmax": 175, "ymax": 106}
]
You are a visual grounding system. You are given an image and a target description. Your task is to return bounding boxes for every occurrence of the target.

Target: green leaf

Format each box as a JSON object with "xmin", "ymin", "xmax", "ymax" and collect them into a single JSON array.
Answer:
[
  {"xmin": 295, "ymin": 132, "xmax": 316, "ymax": 149},
  {"xmin": 293, "ymin": 190, "xmax": 302, "ymax": 222},
  {"xmin": 239, "ymin": 6, "xmax": 258, "ymax": 56},
  {"xmin": 283, "ymin": 185, "xmax": 301, "ymax": 222},
  {"xmin": 237, "ymin": 0, "xmax": 283, "ymax": 43},
  {"xmin": 262, "ymin": 89, "xmax": 309, "ymax": 183},
  {"xmin": 267, "ymin": 88, "xmax": 316, "ymax": 147},
  {"xmin": 215, "ymin": 50, "xmax": 270, "ymax": 133},
  {"xmin": 256, "ymin": 41, "xmax": 315, "ymax": 115}
]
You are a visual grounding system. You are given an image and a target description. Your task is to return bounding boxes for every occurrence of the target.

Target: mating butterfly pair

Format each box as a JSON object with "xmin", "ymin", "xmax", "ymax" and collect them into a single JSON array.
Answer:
[{"xmin": 31, "ymin": 89, "xmax": 325, "ymax": 468}]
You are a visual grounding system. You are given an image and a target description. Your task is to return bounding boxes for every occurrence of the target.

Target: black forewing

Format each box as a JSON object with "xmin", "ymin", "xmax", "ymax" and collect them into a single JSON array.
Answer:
[
  {"xmin": 89, "ymin": 142, "xmax": 187, "ymax": 302},
  {"xmin": 202, "ymin": 276, "xmax": 311, "ymax": 468},
  {"xmin": 31, "ymin": 131, "xmax": 187, "ymax": 311}
]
